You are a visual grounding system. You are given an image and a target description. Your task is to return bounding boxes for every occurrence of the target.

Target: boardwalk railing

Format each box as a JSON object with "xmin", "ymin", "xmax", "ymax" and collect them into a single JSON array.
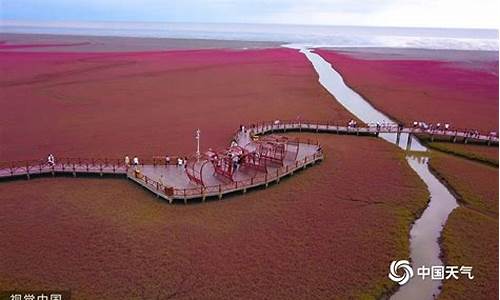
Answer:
[
  {"xmin": 0, "ymin": 158, "xmax": 128, "ymax": 179},
  {"xmin": 128, "ymin": 147, "xmax": 323, "ymax": 203},
  {"xmin": 237, "ymin": 120, "xmax": 498, "ymax": 145},
  {"xmin": 168, "ymin": 151, "xmax": 324, "ymax": 202}
]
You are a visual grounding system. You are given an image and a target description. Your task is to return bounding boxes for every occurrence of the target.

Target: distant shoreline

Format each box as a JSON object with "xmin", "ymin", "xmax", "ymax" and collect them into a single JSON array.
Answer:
[
  {"xmin": 0, "ymin": 32, "xmax": 282, "ymax": 52},
  {"xmin": 1, "ymin": 21, "xmax": 497, "ymax": 51}
]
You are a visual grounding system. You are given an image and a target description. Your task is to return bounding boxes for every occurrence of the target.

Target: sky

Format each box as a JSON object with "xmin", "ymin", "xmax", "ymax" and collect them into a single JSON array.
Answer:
[{"xmin": 1, "ymin": 0, "xmax": 498, "ymax": 29}]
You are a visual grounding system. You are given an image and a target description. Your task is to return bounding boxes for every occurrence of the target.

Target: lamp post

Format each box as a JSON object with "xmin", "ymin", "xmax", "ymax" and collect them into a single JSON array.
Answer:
[{"xmin": 196, "ymin": 128, "xmax": 201, "ymax": 160}]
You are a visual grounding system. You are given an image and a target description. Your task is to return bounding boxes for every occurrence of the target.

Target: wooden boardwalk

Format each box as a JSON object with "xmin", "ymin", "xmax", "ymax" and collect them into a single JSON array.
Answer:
[
  {"xmin": 0, "ymin": 120, "xmax": 497, "ymax": 203},
  {"xmin": 247, "ymin": 120, "xmax": 499, "ymax": 145}
]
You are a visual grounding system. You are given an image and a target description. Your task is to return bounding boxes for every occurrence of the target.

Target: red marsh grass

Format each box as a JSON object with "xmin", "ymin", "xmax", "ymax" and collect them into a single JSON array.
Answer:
[
  {"xmin": 0, "ymin": 134, "xmax": 429, "ymax": 299},
  {"xmin": 429, "ymin": 152, "xmax": 498, "ymax": 299},
  {"xmin": 0, "ymin": 48, "xmax": 357, "ymax": 162},
  {"xmin": 315, "ymin": 49, "xmax": 499, "ymax": 133}
]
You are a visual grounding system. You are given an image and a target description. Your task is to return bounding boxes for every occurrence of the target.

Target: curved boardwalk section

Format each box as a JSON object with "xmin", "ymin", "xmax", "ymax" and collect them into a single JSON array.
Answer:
[{"xmin": 0, "ymin": 120, "xmax": 497, "ymax": 204}]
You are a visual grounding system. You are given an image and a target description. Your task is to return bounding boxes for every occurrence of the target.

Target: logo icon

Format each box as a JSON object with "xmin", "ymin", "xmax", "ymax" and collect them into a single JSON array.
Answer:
[{"xmin": 389, "ymin": 260, "xmax": 414, "ymax": 285}]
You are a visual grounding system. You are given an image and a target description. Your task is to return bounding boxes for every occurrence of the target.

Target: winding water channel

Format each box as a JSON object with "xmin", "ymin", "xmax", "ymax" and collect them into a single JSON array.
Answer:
[{"xmin": 287, "ymin": 45, "xmax": 459, "ymax": 299}]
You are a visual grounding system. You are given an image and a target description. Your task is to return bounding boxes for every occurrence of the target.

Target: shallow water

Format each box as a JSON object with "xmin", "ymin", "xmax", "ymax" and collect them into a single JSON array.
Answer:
[
  {"xmin": 296, "ymin": 46, "xmax": 427, "ymax": 152},
  {"xmin": 291, "ymin": 44, "xmax": 459, "ymax": 299},
  {"xmin": 392, "ymin": 156, "xmax": 458, "ymax": 300}
]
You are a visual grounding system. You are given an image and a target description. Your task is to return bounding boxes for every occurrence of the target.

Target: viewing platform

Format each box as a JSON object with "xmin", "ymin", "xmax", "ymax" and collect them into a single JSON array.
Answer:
[{"xmin": 0, "ymin": 120, "xmax": 496, "ymax": 204}]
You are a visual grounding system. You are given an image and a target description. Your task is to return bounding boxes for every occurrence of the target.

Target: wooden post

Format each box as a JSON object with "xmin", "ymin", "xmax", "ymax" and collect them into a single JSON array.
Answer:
[
  {"xmin": 406, "ymin": 133, "xmax": 413, "ymax": 150},
  {"xmin": 218, "ymin": 184, "xmax": 222, "ymax": 199}
]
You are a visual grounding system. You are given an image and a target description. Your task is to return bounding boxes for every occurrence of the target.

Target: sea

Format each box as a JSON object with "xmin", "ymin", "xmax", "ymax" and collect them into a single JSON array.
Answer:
[{"xmin": 1, "ymin": 21, "xmax": 498, "ymax": 51}]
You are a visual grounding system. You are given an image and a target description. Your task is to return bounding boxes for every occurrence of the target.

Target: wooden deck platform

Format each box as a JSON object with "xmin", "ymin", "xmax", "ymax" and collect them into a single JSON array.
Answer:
[{"xmin": 1, "ymin": 120, "xmax": 497, "ymax": 203}]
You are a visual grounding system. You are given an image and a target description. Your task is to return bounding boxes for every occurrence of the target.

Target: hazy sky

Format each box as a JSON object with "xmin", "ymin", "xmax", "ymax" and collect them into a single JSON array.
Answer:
[{"xmin": 1, "ymin": 0, "xmax": 498, "ymax": 29}]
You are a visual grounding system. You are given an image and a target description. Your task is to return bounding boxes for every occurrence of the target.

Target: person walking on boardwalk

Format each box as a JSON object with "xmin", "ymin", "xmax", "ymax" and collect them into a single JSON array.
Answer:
[
  {"xmin": 133, "ymin": 156, "xmax": 139, "ymax": 166},
  {"xmin": 124, "ymin": 155, "xmax": 130, "ymax": 167},
  {"xmin": 47, "ymin": 154, "xmax": 55, "ymax": 166}
]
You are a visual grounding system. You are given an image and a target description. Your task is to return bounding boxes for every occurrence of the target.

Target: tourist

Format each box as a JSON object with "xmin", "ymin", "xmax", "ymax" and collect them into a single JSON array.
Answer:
[
  {"xmin": 184, "ymin": 157, "xmax": 188, "ymax": 168},
  {"xmin": 444, "ymin": 123, "xmax": 450, "ymax": 130},
  {"xmin": 413, "ymin": 121, "xmax": 418, "ymax": 128},
  {"xmin": 232, "ymin": 155, "xmax": 239, "ymax": 171},
  {"xmin": 133, "ymin": 156, "xmax": 139, "ymax": 166},
  {"xmin": 124, "ymin": 155, "xmax": 130, "ymax": 166},
  {"xmin": 166, "ymin": 156, "xmax": 170, "ymax": 165},
  {"xmin": 177, "ymin": 157, "xmax": 182, "ymax": 167},
  {"xmin": 47, "ymin": 154, "xmax": 55, "ymax": 166}
]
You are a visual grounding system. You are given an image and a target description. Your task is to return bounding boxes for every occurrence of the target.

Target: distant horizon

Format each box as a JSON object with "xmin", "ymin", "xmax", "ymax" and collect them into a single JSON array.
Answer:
[{"xmin": 1, "ymin": 0, "xmax": 498, "ymax": 30}]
